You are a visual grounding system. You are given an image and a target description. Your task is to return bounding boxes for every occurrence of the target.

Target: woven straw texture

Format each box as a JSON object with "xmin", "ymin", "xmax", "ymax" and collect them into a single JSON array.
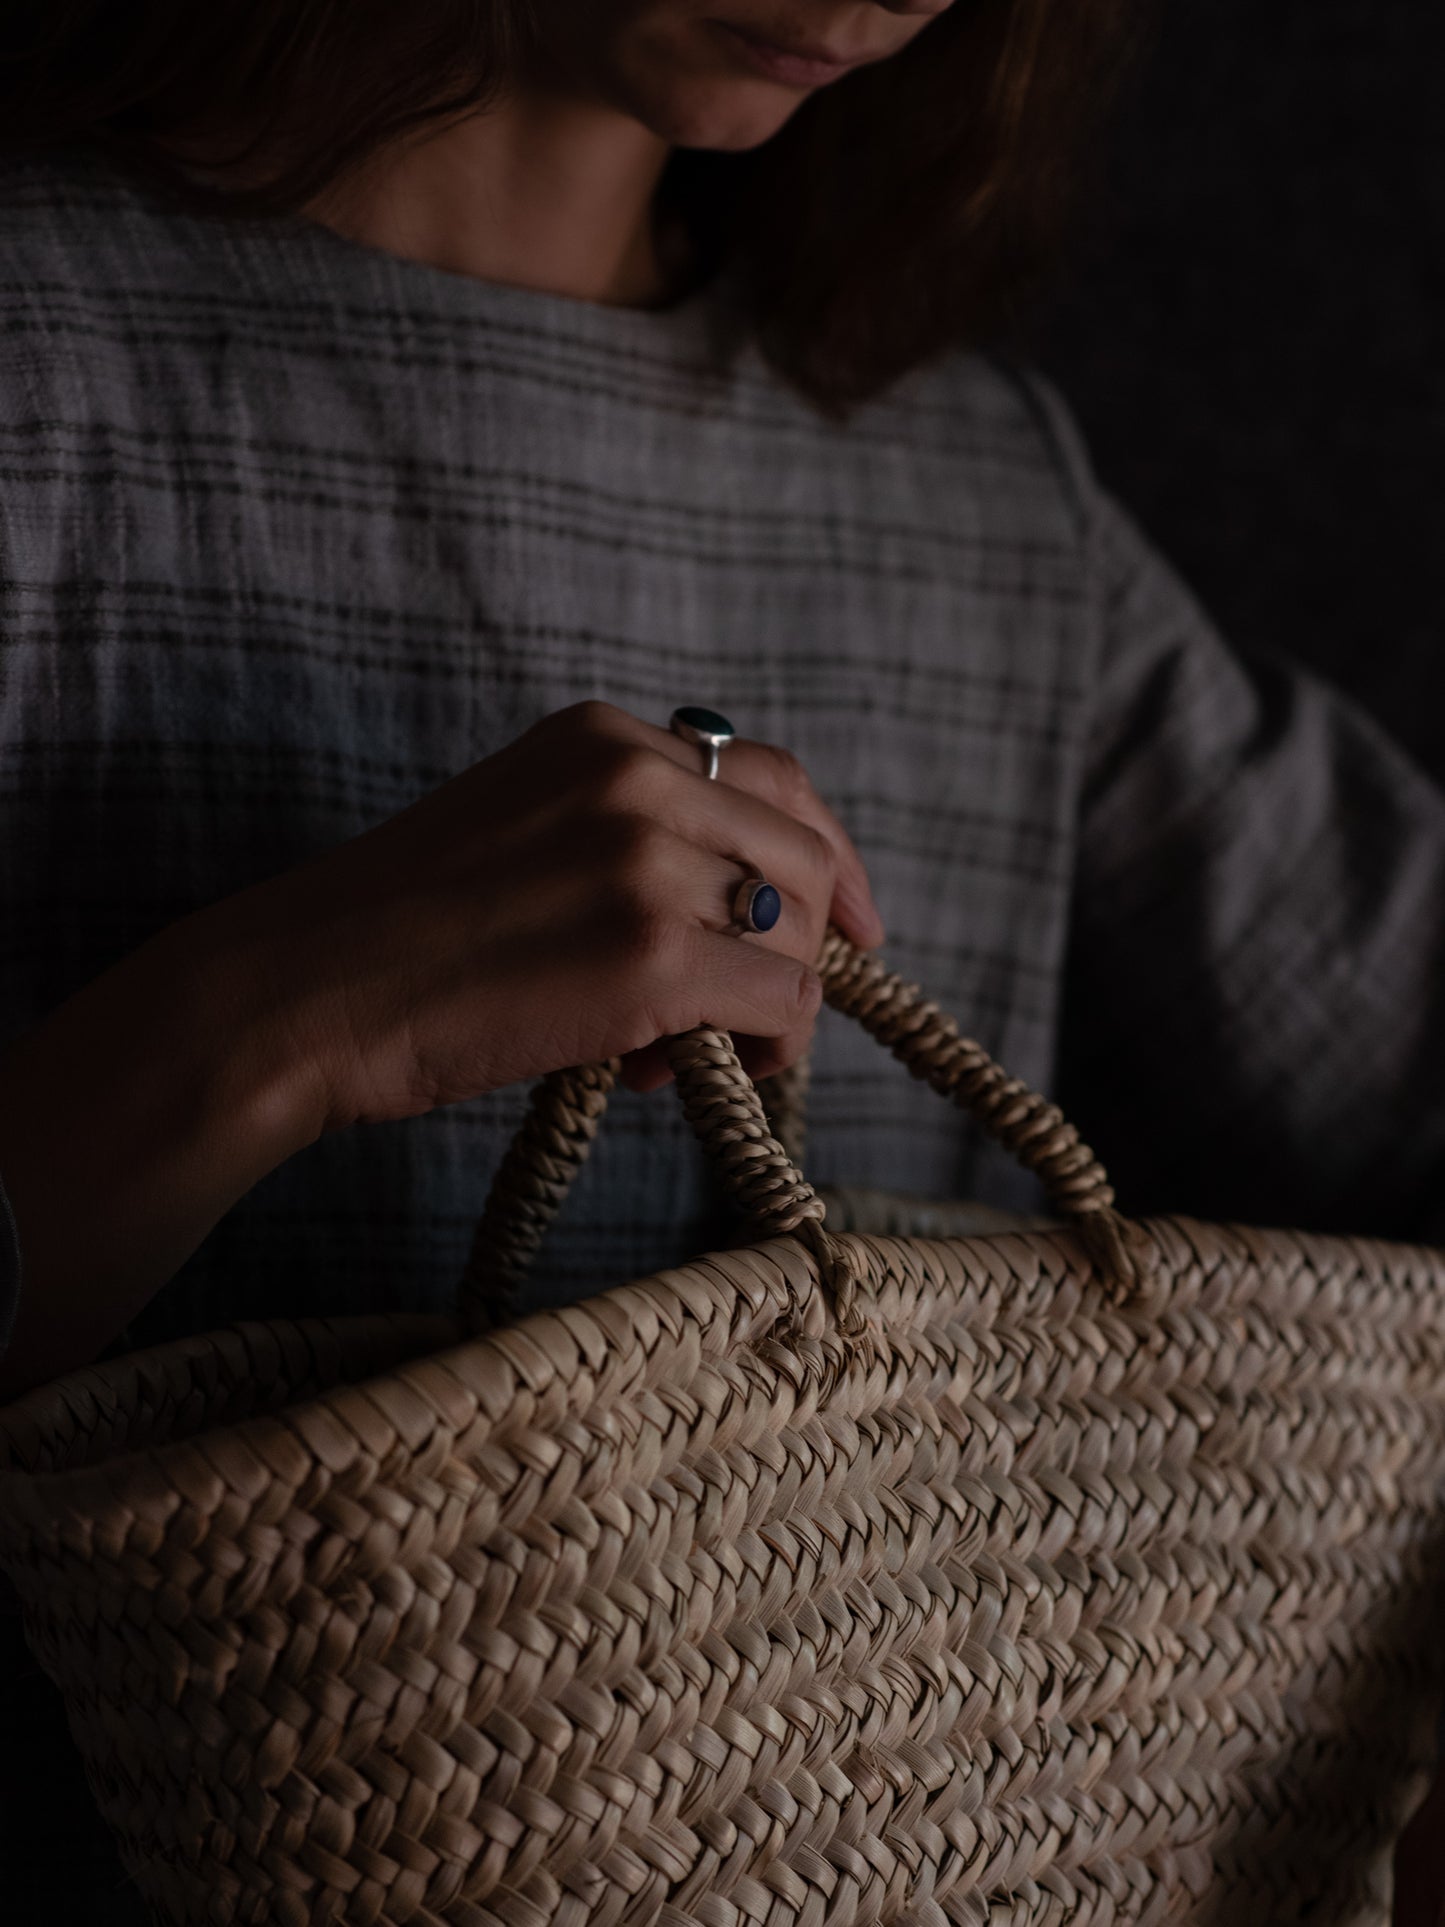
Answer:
[{"xmin": 1, "ymin": 931, "xmax": 1443, "ymax": 1927}]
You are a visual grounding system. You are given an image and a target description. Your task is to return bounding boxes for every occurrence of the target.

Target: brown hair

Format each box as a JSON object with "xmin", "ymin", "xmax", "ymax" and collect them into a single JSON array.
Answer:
[{"xmin": 1, "ymin": 0, "xmax": 1143, "ymax": 416}]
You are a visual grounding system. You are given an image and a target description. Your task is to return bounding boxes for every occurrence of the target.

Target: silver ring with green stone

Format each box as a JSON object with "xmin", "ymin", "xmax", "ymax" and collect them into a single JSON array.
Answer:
[{"xmin": 669, "ymin": 705, "xmax": 735, "ymax": 781}]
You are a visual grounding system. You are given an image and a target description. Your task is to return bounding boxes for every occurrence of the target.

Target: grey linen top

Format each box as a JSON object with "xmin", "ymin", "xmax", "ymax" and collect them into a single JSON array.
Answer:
[{"xmin": 3, "ymin": 147, "xmax": 1445, "ymax": 1369}]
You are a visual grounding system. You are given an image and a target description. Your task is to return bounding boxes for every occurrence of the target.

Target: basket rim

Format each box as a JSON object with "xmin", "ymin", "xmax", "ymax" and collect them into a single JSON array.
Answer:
[
  {"xmin": 0, "ymin": 1211, "xmax": 1435, "ymax": 1553},
  {"xmin": 0, "ymin": 1218, "xmax": 1108, "ymax": 1523},
  {"xmin": 0, "ymin": 1228, "xmax": 847, "ymax": 1509}
]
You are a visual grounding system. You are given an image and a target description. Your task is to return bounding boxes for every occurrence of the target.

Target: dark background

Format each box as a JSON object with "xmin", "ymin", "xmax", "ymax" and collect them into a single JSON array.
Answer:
[
  {"xmin": 4, "ymin": 4, "xmax": 1444, "ymax": 1921},
  {"xmin": 1036, "ymin": 0, "xmax": 1445, "ymax": 780}
]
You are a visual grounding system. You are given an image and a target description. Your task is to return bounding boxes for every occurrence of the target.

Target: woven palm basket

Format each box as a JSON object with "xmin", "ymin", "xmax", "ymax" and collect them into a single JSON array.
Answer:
[{"xmin": 1, "ymin": 930, "xmax": 1443, "ymax": 1927}]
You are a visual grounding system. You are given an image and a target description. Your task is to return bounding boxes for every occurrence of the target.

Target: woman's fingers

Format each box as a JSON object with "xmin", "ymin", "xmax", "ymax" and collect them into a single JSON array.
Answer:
[
  {"xmin": 619, "ymin": 925, "xmax": 822, "ymax": 1093},
  {"xmin": 619, "ymin": 1028, "xmax": 807, "ymax": 1094},
  {"xmin": 664, "ymin": 774, "xmax": 832, "ymax": 920},
  {"xmin": 455, "ymin": 701, "xmax": 868, "ymax": 1102},
  {"xmin": 627, "ymin": 712, "xmax": 885, "ymax": 950},
  {"xmin": 597, "ymin": 824, "xmax": 828, "ymax": 973},
  {"xmin": 612, "ymin": 838, "xmax": 827, "ymax": 1093},
  {"xmin": 717, "ymin": 739, "xmax": 883, "ymax": 946}
]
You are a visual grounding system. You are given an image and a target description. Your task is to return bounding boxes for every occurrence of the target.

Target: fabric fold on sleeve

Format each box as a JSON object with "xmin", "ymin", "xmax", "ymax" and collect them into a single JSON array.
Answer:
[
  {"xmin": 1057, "ymin": 480, "xmax": 1445, "ymax": 1245},
  {"xmin": 0, "ymin": 1170, "xmax": 20, "ymax": 1361}
]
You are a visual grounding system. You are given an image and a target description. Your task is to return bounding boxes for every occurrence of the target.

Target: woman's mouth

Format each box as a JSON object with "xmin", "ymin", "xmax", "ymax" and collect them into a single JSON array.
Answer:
[{"xmin": 711, "ymin": 21, "xmax": 870, "ymax": 89}]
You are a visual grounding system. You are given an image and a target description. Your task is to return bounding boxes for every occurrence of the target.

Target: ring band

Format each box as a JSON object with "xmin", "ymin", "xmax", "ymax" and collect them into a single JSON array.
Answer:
[
  {"xmin": 670, "ymin": 705, "xmax": 735, "ymax": 782},
  {"xmin": 732, "ymin": 876, "xmax": 782, "ymax": 935}
]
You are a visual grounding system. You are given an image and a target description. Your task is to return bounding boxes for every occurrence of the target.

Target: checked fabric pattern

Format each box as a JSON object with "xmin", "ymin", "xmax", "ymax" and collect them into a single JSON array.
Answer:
[{"xmin": 4, "ymin": 143, "xmax": 1445, "ymax": 1364}]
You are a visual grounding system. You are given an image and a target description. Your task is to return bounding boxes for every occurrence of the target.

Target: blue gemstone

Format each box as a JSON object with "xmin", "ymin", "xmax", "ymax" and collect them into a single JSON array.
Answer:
[{"xmin": 749, "ymin": 883, "xmax": 782, "ymax": 933}]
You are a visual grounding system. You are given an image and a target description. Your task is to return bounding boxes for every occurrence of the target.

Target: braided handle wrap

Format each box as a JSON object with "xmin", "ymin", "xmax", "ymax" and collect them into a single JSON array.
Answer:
[
  {"xmin": 758, "ymin": 1052, "xmax": 811, "ymax": 1166},
  {"xmin": 662, "ymin": 1028, "xmax": 873, "ymax": 1358},
  {"xmin": 458, "ymin": 1058, "xmax": 620, "ymax": 1330},
  {"xmin": 457, "ymin": 928, "xmax": 1150, "ymax": 1329},
  {"xmin": 814, "ymin": 929, "xmax": 1150, "ymax": 1296}
]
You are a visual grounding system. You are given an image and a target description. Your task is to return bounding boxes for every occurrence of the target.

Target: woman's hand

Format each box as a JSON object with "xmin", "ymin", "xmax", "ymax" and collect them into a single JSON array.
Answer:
[
  {"xmin": 192, "ymin": 701, "xmax": 885, "ymax": 1135},
  {"xmin": 0, "ymin": 701, "xmax": 882, "ymax": 1396}
]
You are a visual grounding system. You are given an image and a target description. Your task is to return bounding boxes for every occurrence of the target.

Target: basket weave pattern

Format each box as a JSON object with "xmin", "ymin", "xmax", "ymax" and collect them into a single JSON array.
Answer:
[{"xmin": 1, "ymin": 935, "xmax": 1443, "ymax": 1925}]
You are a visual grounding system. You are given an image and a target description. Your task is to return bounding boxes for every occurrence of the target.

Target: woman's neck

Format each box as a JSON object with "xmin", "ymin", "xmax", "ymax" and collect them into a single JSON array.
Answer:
[{"xmin": 309, "ymin": 94, "xmax": 677, "ymax": 309}]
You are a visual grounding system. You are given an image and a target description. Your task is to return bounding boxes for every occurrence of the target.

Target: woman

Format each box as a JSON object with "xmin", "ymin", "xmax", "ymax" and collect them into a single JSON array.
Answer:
[{"xmin": 0, "ymin": 0, "xmax": 1442, "ymax": 1917}]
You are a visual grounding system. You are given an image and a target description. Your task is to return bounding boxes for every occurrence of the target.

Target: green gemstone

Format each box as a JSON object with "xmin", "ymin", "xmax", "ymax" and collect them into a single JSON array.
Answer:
[{"xmin": 672, "ymin": 705, "xmax": 734, "ymax": 740}]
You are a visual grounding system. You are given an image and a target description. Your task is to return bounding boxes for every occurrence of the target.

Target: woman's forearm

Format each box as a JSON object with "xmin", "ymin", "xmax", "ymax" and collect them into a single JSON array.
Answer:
[
  {"xmin": 0, "ymin": 918, "xmax": 325, "ymax": 1402},
  {"xmin": 0, "ymin": 699, "xmax": 881, "ymax": 1408}
]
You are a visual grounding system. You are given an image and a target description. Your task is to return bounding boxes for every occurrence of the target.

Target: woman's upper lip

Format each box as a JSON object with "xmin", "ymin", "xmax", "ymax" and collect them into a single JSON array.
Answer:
[{"xmin": 723, "ymin": 22, "xmax": 874, "ymax": 67}]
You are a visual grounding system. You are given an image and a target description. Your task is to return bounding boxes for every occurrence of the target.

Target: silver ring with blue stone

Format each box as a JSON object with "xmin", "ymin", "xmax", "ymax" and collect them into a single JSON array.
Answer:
[
  {"xmin": 732, "ymin": 876, "xmax": 783, "ymax": 935},
  {"xmin": 669, "ymin": 705, "xmax": 735, "ymax": 781}
]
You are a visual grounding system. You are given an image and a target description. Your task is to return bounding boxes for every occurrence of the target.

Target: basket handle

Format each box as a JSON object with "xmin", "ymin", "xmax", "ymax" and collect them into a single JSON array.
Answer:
[
  {"xmin": 457, "ymin": 927, "xmax": 1148, "ymax": 1330},
  {"xmin": 758, "ymin": 1051, "xmax": 810, "ymax": 1165}
]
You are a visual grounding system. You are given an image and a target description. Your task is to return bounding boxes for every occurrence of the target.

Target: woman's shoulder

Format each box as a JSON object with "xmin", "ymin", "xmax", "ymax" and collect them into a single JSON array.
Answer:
[
  {"xmin": 0, "ymin": 145, "xmax": 196, "ymax": 288},
  {"xmin": 841, "ymin": 346, "xmax": 1103, "ymax": 562},
  {"xmin": 0, "ymin": 148, "xmax": 218, "ymax": 409}
]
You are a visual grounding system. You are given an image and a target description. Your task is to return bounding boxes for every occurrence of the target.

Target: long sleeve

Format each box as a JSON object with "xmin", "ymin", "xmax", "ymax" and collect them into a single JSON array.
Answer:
[
  {"xmin": 1056, "ymin": 484, "xmax": 1445, "ymax": 1246},
  {"xmin": 0, "ymin": 1170, "xmax": 19, "ymax": 1362}
]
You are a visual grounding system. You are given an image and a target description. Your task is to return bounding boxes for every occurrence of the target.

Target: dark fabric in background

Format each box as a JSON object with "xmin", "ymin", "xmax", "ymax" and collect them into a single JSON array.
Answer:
[
  {"xmin": 5, "ymin": 8, "xmax": 1443, "ymax": 1922},
  {"xmin": 1038, "ymin": 0, "xmax": 1445, "ymax": 782}
]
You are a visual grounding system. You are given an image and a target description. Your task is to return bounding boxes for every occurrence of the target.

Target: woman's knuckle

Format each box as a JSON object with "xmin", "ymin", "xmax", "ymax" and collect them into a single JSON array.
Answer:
[
  {"xmin": 604, "ymin": 877, "xmax": 660, "ymax": 954},
  {"xmin": 792, "ymin": 966, "xmax": 824, "ymax": 1021},
  {"xmin": 802, "ymin": 822, "xmax": 836, "ymax": 875},
  {"xmin": 565, "ymin": 697, "xmax": 631, "ymax": 739},
  {"xmin": 618, "ymin": 899, "xmax": 688, "ymax": 979},
  {"xmin": 585, "ymin": 827, "xmax": 659, "ymax": 936},
  {"xmin": 616, "ymin": 1000, "xmax": 669, "ymax": 1061},
  {"xmin": 609, "ymin": 809, "xmax": 673, "ymax": 881},
  {"xmin": 530, "ymin": 699, "xmax": 585, "ymax": 745},
  {"xmin": 761, "ymin": 741, "xmax": 808, "ymax": 793},
  {"xmin": 592, "ymin": 739, "xmax": 663, "ymax": 811}
]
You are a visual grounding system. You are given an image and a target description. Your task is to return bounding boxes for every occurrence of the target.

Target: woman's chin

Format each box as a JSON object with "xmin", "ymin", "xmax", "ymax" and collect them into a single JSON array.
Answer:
[
  {"xmin": 623, "ymin": 68, "xmax": 811, "ymax": 152},
  {"xmin": 655, "ymin": 88, "xmax": 805, "ymax": 149}
]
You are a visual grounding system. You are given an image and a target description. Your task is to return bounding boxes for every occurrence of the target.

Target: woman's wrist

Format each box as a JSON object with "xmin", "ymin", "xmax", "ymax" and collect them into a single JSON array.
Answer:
[{"xmin": 167, "ymin": 904, "xmax": 334, "ymax": 1158}]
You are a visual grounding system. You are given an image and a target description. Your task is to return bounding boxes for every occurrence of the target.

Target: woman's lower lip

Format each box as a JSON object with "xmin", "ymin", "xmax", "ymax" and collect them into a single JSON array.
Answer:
[{"xmin": 712, "ymin": 21, "xmax": 856, "ymax": 88}]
